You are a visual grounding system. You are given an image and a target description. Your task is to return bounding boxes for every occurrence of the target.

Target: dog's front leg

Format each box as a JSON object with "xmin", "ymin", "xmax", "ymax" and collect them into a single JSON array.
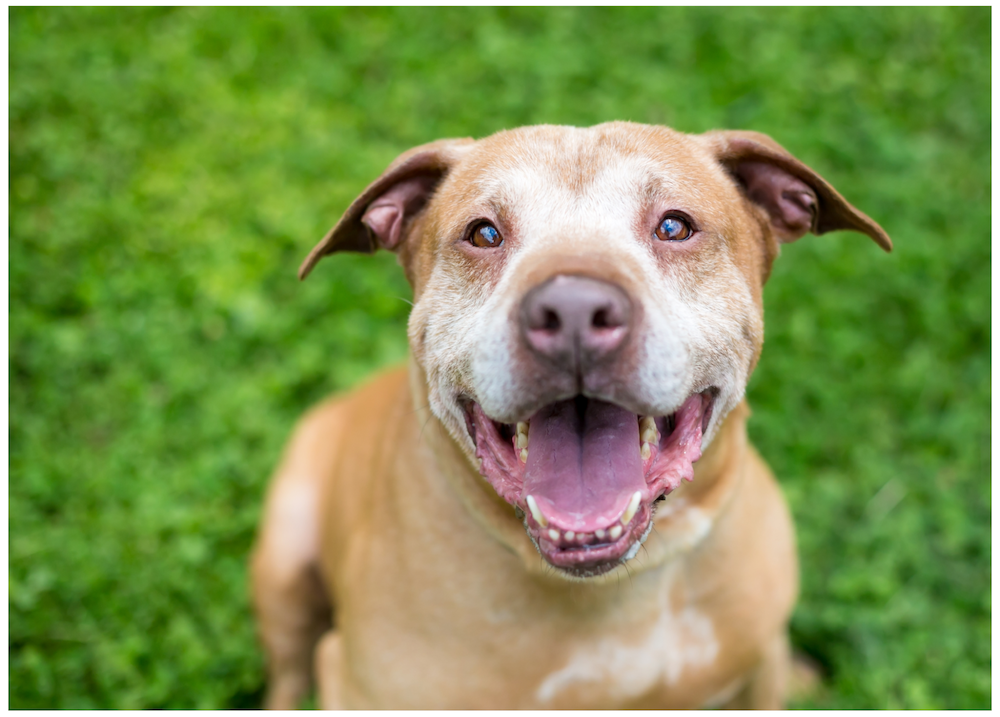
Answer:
[
  {"xmin": 314, "ymin": 630, "xmax": 345, "ymax": 709},
  {"xmin": 251, "ymin": 432, "xmax": 332, "ymax": 710},
  {"xmin": 251, "ymin": 541, "xmax": 330, "ymax": 709},
  {"xmin": 721, "ymin": 631, "xmax": 791, "ymax": 709}
]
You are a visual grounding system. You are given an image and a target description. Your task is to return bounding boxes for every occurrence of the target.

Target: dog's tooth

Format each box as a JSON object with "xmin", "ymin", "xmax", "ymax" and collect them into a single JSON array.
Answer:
[
  {"xmin": 641, "ymin": 442, "xmax": 651, "ymax": 460},
  {"xmin": 641, "ymin": 427, "xmax": 658, "ymax": 444},
  {"xmin": 520, "ymin": 448, "xmax": 528, "ymax": 463},
  {"xmin": 639, "ymin": 416, "xmax": 657, "ymax": 433},
  {"xmin": 621, "ymin": 491, "xmax": 642, "ymax": 526},
  {"xmin": 609, "ymin": 524, "xmax": 623, "ymax": 540},
  {"xmin": 578, "ymin": 532, "xmax": 592, "ymax": 542},
  {"xmin": 548, "ymin": 528, "xmax": 560, "ymax": 541},
  {"xmin": 565, "ymin": 531, "xmax": 575, "ymax": 541},
  {"xmin": 516, "ymin": 422, "xmax": 529, "ymax": 449},
  {"xmin": 526, "ymin": 495, "xmax": 548, "ymax": 528},
  {"xmin": 595, "ymin": 528, "xmax": 605, "ymax": 539}
]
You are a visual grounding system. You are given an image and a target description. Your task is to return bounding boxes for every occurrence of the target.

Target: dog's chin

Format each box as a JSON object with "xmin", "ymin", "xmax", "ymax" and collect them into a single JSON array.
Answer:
[{"xmin": 462, "ymin": 391, "xmax": 715, "ymax": 578}]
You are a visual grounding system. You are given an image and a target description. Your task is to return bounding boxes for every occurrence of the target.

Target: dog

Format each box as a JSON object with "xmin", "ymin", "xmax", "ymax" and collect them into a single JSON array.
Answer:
[{"xmin": 251, "ymin": 122, "xmax": 890, "ymax": 709}]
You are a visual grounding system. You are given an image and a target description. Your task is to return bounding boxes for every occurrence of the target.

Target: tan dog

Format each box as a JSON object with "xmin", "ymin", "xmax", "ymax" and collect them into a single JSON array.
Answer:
[{"xmin": 251, "ymin": 123, "xmax": 890, "ymax": 709}]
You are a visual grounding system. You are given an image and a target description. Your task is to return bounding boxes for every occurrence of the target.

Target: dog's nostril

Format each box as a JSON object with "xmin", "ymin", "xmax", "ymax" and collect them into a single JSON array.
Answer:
[
  {"xmin": 542, "ymin": 309, "xmax": 561, "ymax": 332},
  {"xmin": 592, "ymin": 308, "xmax": 610, "ymax": 329}
]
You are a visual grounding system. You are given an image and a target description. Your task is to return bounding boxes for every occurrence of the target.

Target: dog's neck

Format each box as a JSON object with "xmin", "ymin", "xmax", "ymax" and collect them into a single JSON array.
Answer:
[{"xmin": 406, "ymin": 357, "xmax": 752, "ymax": 584}]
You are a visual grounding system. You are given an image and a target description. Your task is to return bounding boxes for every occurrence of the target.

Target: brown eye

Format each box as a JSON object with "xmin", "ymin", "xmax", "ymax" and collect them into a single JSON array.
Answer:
[
  {"xmin": 468, "ymin": 221, "xmax": 504, "ymax": 249},
  {"xmin": 654, "ymin": 214, "xmax": 693, "ymax": 242}
]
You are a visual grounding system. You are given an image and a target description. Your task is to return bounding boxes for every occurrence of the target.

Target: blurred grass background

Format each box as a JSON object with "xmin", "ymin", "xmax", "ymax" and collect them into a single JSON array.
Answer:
[{"xmin": 9, "ymin": 7, "xmax": 989, "ymax": 709}]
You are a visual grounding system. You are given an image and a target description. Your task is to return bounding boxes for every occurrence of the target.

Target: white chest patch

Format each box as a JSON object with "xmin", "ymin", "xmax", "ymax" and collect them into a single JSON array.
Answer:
[{"xmin": 535, "ymin": 592, "xmax": 718, "ymax": 705}]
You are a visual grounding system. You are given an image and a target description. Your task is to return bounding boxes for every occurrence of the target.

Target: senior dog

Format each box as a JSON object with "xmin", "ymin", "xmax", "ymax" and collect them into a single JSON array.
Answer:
[{"xmin": 251, "ymin": 122, "xmax": 890, "ymax": 709}]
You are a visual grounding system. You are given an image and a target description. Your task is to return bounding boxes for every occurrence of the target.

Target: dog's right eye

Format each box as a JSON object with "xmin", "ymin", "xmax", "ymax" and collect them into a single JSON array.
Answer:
[{"xmin": 468, "ymin": 222, "xmax": 504, "ymax": 249}]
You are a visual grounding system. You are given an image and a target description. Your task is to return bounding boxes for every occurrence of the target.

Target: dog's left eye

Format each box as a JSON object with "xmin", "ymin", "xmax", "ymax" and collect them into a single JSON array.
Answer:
[
  {"xmin": 654, "ymin": 214, "xmax": 694, "ymax": 242},
  {"xmin": 468, "ymin": 222, "xmax": 504, "ymax": 249}
]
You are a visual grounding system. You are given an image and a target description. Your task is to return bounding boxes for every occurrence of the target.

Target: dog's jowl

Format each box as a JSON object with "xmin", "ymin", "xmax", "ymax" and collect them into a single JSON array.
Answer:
[{"xmin": 251, "ymin": 123, "xmax": 890, "ymax": 709}]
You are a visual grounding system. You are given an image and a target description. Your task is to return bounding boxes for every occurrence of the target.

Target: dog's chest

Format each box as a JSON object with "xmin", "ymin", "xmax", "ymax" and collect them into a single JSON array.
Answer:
[
  {"xmin": 530, "ymin": 596, "xmax": 721, "ymax": 707},
  {"xmin": 341, "ymin": 558, "xmax": 735, "ymax": 709}
]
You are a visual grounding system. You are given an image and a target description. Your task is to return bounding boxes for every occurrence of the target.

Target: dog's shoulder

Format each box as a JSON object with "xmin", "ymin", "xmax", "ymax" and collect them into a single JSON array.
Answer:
[{"xmin": 281, "ymin": 364, "xmax": 411, "ymax": 474}]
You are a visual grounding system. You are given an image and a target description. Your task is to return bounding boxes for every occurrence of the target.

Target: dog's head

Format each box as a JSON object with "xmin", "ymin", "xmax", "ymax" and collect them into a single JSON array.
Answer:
[{"xmin": 301, "ymin": 123, "xmax": 890, "ymax": 578}]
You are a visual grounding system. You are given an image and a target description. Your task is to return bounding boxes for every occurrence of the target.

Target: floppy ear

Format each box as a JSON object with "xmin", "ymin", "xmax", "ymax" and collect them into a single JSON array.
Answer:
[
  {"xmin": 703, "ymin": 130, "xmax": 891, "ymax": 252},
  {"xmin": 298, "ymin": 137, "xmax": 476, "ymax": 280}
]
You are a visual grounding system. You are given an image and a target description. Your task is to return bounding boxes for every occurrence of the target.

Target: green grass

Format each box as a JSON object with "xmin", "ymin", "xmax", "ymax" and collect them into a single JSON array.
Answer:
[{"xmin": 10, "ymin": 7, "xmax": 989, "ymax": 709}]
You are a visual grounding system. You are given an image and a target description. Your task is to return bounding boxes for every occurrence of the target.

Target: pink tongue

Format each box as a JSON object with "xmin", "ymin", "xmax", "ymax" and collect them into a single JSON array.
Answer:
[{"xmin": 522, "ymin": 399, "xmax": 644, "ymax": 532}]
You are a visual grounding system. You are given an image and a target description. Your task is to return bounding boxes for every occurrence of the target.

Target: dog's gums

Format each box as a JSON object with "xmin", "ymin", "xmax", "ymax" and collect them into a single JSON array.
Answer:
[{"xmin": 466, "ymin": 392, "xmax": 714, "ymax": 577}]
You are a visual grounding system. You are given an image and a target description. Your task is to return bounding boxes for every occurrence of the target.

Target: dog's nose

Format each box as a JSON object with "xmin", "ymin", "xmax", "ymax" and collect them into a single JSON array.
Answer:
[{"xmin": 520, "ymin": 275, "xmax": 632, "ymax": 369}]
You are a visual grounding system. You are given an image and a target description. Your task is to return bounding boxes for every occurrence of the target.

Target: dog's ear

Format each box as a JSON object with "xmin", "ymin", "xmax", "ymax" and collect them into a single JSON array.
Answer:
[
  {"xmin": 299, "ymin": 138, "xmax": 476, "ymax": 280},
  {"xmin": 704, "ymin": 130, "xmax": 891, "ymax": 252}
]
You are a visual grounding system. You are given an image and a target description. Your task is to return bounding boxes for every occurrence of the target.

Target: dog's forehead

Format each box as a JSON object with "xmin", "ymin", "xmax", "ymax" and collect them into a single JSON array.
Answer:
[{"xmin": 438, "ymin": 123, "xmax": 732, "ymax": 229}]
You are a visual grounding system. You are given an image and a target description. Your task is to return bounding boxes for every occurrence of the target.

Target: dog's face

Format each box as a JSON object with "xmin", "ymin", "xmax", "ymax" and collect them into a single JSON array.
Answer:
[{"xmin": 302, "ymin": 123, "xmax": 889, "ymax": 578}]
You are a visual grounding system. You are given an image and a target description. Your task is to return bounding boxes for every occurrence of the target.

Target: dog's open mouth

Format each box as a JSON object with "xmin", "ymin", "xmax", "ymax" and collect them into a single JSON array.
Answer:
[{"xmin": 464, "ymin": 392, "xmax": 715, "ymax": 577}]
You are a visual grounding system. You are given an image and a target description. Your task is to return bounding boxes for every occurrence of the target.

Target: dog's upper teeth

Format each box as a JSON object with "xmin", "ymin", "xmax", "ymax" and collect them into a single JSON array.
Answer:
[
  {"xmin": 639, "ymin": 416, "xmax": 659, "ymax": 459},
  {"xmin": 526, "ymin": 494, "xmax": 548, "ymax": 527},
  {"xmin": 621, "ymin": 491, "xmax": 641, "ymax": 526},
  {"xmin": 516, "ymin": 421, "xmax": 530, "ymax": 462},
  {"xmin": 609, "ymin": 525, "xmax": 623, "ymax": 540},
  {"xmin": 548, "ymin": 528, "xmax": 560, "ymax": 541},
  {"xmin": 564, "ymin": 530, "xmax": 575, "ymax": 540},
  {"xmin": 595, "ymin": 528, "xmax": 605, "ymax": 539},
  {"xmin": 516, "ymin": 421, "xmax": 529, "ymax": 449}
]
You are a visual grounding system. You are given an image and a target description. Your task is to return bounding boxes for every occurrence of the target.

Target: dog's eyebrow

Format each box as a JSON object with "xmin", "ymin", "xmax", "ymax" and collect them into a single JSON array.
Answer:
[
  {"xmin": 639, "ymin": 179, "xmax": 666, "ymax": 205},
  {"xmin": 441, "ymin": 196, "xmax": 515, "ymax": 238},
  {"xmin": 487, "ymin": 199, "xmax": 515, "ymax": 230}
]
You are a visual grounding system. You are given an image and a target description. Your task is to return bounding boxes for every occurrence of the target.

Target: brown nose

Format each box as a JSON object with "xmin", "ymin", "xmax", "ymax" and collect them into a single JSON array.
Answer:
[{"xmin": 520, "ymin": 275, "xmax": 632, "ymax": 370}]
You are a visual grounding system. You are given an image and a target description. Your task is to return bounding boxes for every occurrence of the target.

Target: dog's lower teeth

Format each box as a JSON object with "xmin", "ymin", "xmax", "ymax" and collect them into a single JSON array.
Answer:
[
  {"xmin": 621, "ymin": 491, "xmax": 641, "ymax": 526},
  {"xmin": 526, "ymin": 495, "xmax": 548, "ymax": 527},
  {"xmin": 519, "ymin": 448, "xmax": 528, "ymax": 463},
  {"xmin": 641, "ymin": 442, "xmax": 651, "ymax": 460}
]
